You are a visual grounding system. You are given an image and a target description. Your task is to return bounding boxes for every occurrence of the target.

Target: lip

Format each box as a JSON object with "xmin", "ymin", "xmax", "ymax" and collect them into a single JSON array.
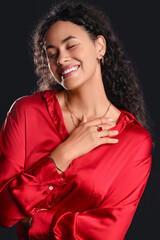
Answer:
[
  {"xmin": 61, "ymin": 65, "xmax": 80, "ymax": 79},
  {"xmin": 59, "ymin": 65, "xmax": 80, "ymax": 75}
]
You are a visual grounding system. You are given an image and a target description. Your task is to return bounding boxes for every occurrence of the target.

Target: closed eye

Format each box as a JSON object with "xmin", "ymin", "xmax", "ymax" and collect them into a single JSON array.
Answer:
[
  {"xmin": 67, "ymin": 45, "xmax": 76, "ymax": 49},
  {"xmin": 48, "ymin": 45, "xmax": 76, "ymax": 59},
  {"xmin": 48, "ymin": 54, "xmax": 57, "ymax": 59}
]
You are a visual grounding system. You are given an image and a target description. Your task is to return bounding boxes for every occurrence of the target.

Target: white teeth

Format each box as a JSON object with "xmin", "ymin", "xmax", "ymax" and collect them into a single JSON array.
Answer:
[{"xmin": 61, "ymin": 66, "xmax": 78, "ymax": 75}]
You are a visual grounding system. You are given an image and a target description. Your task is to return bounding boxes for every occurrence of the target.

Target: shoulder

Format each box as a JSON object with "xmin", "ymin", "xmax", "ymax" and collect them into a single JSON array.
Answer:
[
  {"xmin": 8, "ymin": 90, "xmax": 57, "ymax": 117},
  {"xmin": 121, "ymin": 110, "xmax": 152, "ymax": 157},
  {"xmin": 9, "ymin": 91, "xmax": 44, "ymax": 111},
  {"xmin": 121, "ymin": 109, "xmax": 151, "ymax": 138},
  {"xmin": 130, "ymin": 123, "xmax": 152, "ymax": 158}
]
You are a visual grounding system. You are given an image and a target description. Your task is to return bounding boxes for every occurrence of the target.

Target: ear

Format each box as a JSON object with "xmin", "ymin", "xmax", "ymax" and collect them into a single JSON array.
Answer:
[{"xmin": 95, "ymin": 35, "xmax": 106, "ymax": 60}]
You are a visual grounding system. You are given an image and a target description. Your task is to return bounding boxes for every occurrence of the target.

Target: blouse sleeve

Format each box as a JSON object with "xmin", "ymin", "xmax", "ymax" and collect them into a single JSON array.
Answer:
[
  {"xmin": 28, "ymin": 135, "xmax": 152, "ymax": 240},
  {"xmin": 0, "ymin": 100, "xmax": 59, "ymax": 227}
]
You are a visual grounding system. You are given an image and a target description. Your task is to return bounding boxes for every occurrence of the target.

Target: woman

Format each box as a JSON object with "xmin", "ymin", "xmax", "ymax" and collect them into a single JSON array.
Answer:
[{"xmin": 0, "ymin": 0, "xmax": 152, "ymax": 239}]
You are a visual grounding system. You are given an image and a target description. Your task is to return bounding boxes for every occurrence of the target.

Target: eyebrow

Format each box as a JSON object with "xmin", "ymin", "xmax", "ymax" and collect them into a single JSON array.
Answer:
[{"xmin": 46, "ymin": 35, "xmax": 77, "ymax": 50}]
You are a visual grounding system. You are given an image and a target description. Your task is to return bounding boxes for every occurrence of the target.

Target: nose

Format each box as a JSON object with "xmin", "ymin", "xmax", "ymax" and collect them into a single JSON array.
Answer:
[{"xmin": 56, "ymin": 50, "xmax": 71, "ymax": 65}]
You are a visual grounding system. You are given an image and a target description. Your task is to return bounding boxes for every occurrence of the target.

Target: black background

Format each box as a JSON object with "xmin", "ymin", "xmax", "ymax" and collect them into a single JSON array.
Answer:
[{"xmin": 0, "ymin": 0, "xmax": 159, "ymax": 239}]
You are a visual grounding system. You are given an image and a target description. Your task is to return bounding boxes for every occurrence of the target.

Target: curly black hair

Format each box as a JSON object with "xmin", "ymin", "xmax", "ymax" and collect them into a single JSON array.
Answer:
[{"xmin": 32, "ymin": 0, "xmax": 152, "ymax": 133}]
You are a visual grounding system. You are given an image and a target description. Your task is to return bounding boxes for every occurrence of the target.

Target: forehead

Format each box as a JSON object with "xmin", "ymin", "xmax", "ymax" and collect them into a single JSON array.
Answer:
[{"xmin": 45, "ymin": 20, "xmax": 90, "ymax": 44}]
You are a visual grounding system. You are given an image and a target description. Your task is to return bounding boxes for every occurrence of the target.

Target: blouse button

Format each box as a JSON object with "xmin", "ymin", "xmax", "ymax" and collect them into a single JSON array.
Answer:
[{"xmin": 49, "ymin": 186, "xmax": 54, "ymax": 191}]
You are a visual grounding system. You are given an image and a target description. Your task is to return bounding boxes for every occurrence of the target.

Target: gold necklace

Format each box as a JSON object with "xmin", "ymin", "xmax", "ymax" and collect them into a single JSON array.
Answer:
[{"xmin": 64, "ymin": 91, "xmax": 111, "ymax": 127}]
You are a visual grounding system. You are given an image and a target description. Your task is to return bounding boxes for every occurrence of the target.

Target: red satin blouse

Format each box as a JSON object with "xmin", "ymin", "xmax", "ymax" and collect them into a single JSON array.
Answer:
[{"xmin": 0, "ymin": 89, "xmax": 152, "ymax": 240}]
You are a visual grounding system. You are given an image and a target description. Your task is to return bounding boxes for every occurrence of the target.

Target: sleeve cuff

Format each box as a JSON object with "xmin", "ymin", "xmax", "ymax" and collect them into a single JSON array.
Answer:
[
  {"xmin": 28, "ymin": 210, "xmax": 54, "ymax": 239},
  {"xmin": 29, "ymin": 155, "xmax": 63, "ymax": 185}
]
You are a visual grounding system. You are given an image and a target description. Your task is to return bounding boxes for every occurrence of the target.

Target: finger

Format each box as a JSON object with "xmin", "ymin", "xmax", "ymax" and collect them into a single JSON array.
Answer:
[
  {"xmin": 98, "ymin": 130, "xmax": 119, "ymax": 137},
  {"xmin": 100, "ymin": 122, "xmax": 117, "ymax": 129},
  {"xmin": 86, "ymin": 122, "xmax": 116, "ymax": 133},
  {"xmin": 99, "ymin": 137, "xmax": 119, "ymax": 144},
  {"xmin": 83, "ymin": 117, "xmax": 115, "ymax": 127}
]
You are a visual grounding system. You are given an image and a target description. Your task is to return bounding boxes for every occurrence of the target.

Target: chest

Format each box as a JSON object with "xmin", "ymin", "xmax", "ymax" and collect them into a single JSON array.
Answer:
[
  {"xmin": 61, "ymin": 109, "xmax": 79, "ymax": 135},
  {"xmin": 55, "ymin": 91, "xmax": 81, "ymax": 135}
]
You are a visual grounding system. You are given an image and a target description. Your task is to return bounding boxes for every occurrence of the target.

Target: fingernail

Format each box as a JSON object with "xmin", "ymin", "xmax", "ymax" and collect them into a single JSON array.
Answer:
[
  {"xmin": 114, "ymin": 131, "xmax": 119, "ymax": 134},
  {"xmin": 115, "ymin": 139, "xmax": 119, "ymax": 142}
]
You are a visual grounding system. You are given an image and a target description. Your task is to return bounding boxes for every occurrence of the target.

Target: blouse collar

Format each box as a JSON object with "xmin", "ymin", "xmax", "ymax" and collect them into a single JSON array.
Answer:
[{"xmin": 42, "ymin": 89, "xmax": 142, "ymax": 141}]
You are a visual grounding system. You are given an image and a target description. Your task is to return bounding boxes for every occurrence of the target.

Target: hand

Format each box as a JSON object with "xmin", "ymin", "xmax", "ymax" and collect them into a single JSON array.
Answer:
[
  {"xmin": 63, "ymin": 115, "xmax": 118, "ymax": 159},
  {"xmin": 20, "ymin": 216, "xmax": 33, "ymax": 229},
  {"xmin": 50, "ymin": 115, "xmax": 119, "ymax": 172}
]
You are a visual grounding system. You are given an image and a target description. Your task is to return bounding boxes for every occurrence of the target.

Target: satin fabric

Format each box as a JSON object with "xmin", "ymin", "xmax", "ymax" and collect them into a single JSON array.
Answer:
[{"xmin": 0, "ymin": 89, "xmax": 152, "ymax": 240}]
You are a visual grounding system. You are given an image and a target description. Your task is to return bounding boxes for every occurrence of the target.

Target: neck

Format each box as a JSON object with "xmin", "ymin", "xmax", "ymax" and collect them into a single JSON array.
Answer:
[{"xmin": 64, "ymin": 77, "xmax": 110, "ymax": 121}]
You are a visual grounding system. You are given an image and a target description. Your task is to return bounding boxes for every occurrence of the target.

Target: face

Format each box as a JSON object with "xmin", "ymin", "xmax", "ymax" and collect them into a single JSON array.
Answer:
[{"xmin": 44, "ymin": 20, "xmax": 105, "ymax": 90}]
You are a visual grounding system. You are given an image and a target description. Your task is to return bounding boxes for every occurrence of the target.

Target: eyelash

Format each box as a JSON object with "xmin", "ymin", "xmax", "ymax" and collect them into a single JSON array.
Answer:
[
  {"xmin": 48, "ymin": 45, "xmax": 76, "ymax": 59},
  {"xmin": 67, "ymin": 44, "xmax": 75, "ymax": 49}
]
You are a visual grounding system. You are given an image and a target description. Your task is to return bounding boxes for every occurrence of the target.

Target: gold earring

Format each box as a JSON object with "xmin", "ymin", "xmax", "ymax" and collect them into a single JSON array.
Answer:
[{"xmin": 99, "ymin": 54, "xmax": 104, "ymax": 65}]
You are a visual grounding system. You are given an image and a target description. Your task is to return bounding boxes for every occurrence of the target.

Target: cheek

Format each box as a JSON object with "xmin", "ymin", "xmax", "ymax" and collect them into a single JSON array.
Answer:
[
  {"xmin": 48, "ymin": 62, "xmax": 61, "ymax": 82},
  {"xmin": 78, "ymin": 47, "xmax": 97, "ymax": 67},
  {"xmin": 82, "ymin": 51, "xmax": 97, "ymax": 72},
  {"xmin": 49, "ymin": 62, "xmax": 55, "ymax": 72},
  {"xmin": 48, "ymin": 60, "xmax": 57, "ymax": 75}
]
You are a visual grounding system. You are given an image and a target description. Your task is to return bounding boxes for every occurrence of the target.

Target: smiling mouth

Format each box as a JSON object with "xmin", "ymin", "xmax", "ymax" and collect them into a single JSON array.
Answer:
[{"xmin": 60, "ymin": 65, "xmax": 80, "ymax": 79}]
